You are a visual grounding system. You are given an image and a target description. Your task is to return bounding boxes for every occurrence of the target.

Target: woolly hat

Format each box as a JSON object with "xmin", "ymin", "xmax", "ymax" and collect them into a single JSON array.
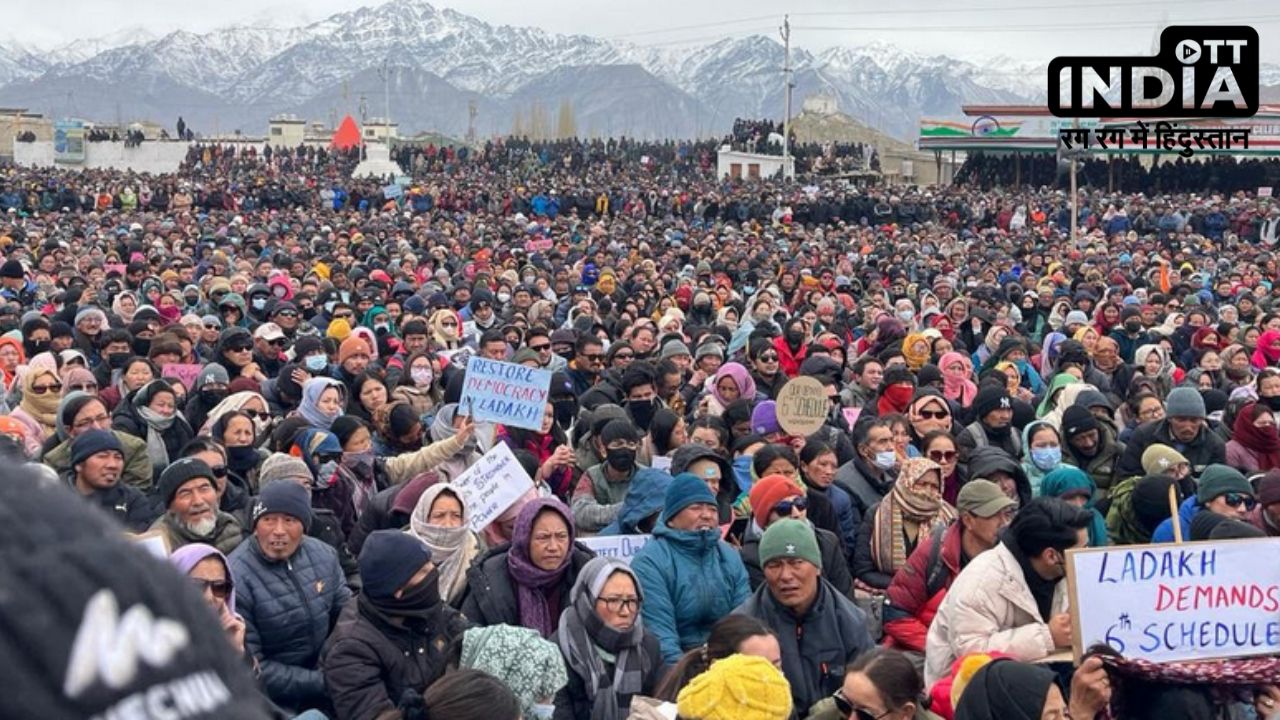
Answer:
[
  {"xmin": 676, "ymin": 653, "xmax": 793, "ymax": 720},
  {"xmin": 0, "ymin": 259, "xmax": 24, "ymax": 279},
  {"xmin": 972, "ymin": 386, "xmax": 1012, "ymax": 420},
  {"xmin": 1061, "ymin": 405, "xmax": 1100, "ymax": 441},
  {"xmin": 1140, "ymin": 444, "xmax": 1188, "ymax": 476},
  {"xmin": 1064, "ymin": 310, "xmax": 1089, "ymax": 327},
  {"xmin": 70, "ymin": 429, "xmax": 123, "ymax": 466},
  {"xmin": 662, "ymin": 472, "xmax": 718, "ymax": 523},
  {"xmin": 1209, "ymin": 518, "xmax": 1265, "ymax": 540},
  {"xmin": 258, "ymin": 453, "xmax": 313, "ymax": 487},
  {"xmin": 1165, "ymin": 387, "xmax": 1206, "ymax": 419},
  {"xmin": 1196, "ymin": 464, "xmax": 1253, "ymax": 505},
  {"xmin": 1132, "ymin": 475, "xmax": 1180, "ymax": 532},
  {"xmin": 338, "ymin": 335, "xmax": 370, "ymax": 365},
  {"xmin": 751, "ymin": 400, "xmax": 781, "ymax": 436},
  {"xmin": 327, "ymin": 318, "xmax": 352, "ymax": 341},
  {"xmin": 1189, "ymin": 510, "xmax": 1230, "ymax": 541},
  {"xmin": 359, "ymin": 529, "xmax": 432, "ymax": 600},
  {"xmin": 156, "ymin": 458, "xmax": 217, "ymax": 508},
  {"xmin": 1256, "ymin": 469, "xmax": 1280, "ymax": 506},
  {"xmin": 660, "ymin": 339, "xmax": 692, "ymax": 360},
  {"xmin": 458, "ymin": 625, "xmax": 569, "ymax": 718},
  {"xmin": 749, "ymin": 474, "xmax": 805, "ymax": 528},
  {"xmin": 194, "ymin": 364, "xmax": 230, "ymax": 390},
  {"xmin": 758, "ymin": 517, "xmax": 822, "ymax": 570},
  {"xmin": 252, "ymin": 480, "xmax": 312, "ymax": 532}
]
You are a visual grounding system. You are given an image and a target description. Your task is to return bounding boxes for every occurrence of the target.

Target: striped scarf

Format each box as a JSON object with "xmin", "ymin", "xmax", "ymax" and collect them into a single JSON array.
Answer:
[{"xmin": 871, "ymin": 458, "xmax": 957, "ymax": 574}]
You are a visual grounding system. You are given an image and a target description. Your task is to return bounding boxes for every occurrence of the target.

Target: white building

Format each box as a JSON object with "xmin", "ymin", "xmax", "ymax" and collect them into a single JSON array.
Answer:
[
  {"xmin": 716, "ymin": 147, "xmax": 795, "ymax": 180},
  {"xmin": 267, "ymin": 115, "xmax": 307, "ymax": 147}
]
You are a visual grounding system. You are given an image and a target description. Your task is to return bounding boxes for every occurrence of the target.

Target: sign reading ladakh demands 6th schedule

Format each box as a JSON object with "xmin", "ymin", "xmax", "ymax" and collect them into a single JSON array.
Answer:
[
  {"xmin": 450, "ymin": 443, "xmax": 535, "ymax": 533},
  {"xmin": 775, "ymin": 376, "xmax": 829, "ymax": 436},
  {"xmin": 1066, "ymin": 538, "xmax": 1280, "ymax": 664},
  {"xmin": 459, "ymin": 356, "xmax": 552, "ymax": 431}
]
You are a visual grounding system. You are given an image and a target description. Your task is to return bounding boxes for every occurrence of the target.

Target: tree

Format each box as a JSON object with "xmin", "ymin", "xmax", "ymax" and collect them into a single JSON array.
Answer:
[{"xmin": 556, "ymin": 99, "xmax": 577, "ymax": 140}]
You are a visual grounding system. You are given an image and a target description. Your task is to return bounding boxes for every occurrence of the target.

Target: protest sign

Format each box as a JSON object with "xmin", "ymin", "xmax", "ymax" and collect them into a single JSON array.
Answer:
[
  {"xmin": 579, "ymin": 534, "xmax": 651, "ymax": 565},
  {"xmin": 1260, "ymin": 186, "xmax": 1274, "ymax": 197},
  {"xmin": 1066, "ymin": 538, "xmax": 1280, "ymax": 663},
  {"xmin": 128, "ymin": 530, "xmax": 171, "ymax": 558},
  {"xmin": 383, "ymin": 184, "xmax": 403, "ymax": 199},
  {"xmin": 450, "ymin": 443, "xmax": 535, "ymax": 533},
  {"xmin": 775, "ymin": 376, "xmax": 829, "ymax": 436},
  {"xmin": 459, "ymin": 356, "xmax": 552, "ymax": 431},
  {"xmin": 161, "ymin": 363, "xmax": 203, "ymax": 391}
]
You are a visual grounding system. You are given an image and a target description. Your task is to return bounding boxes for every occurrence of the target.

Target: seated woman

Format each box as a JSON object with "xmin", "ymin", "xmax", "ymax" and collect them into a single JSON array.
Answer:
[
  {"xmin": 652, "ymin": 615, "xmax": 780, "ymax": 701},
  {"xmin": 853, "ymin": 458, "xmax": 957, "ymax": 591},
  {"xmin": 112, "ymin": 379, "xmax": 195, "ymax": 479},
  {"xmin": 408, "ymin": 483, "xmax": 483, "ymax": 606},
  {"xmin": 168, "ymin": 542, "xmax": 246, "ymax": 657},
  {"xmin": 1039, "ymin": 466, "xmax": 1109, "ymax": 546},
  {"xmin": 209, "ymin": 410, "xmax": 267, "ymax": 495},
  {"xmin": 808, "ymin": 647, "xmax": 940, "ymax": 720}
]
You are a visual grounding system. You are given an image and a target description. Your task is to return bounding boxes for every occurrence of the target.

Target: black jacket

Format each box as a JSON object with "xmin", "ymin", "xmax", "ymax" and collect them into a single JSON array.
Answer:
[
  {"xmin": 110, "ymin": 400, "xmax": 196, "ymax": 480},
  {"xmin": 1117, "ymin": 419, "xmax": 1227, "ymax": 478},
  {"xmin": 76, "ymin": 481, "xmax": 160, "ymax": 533},
  {"xmin": 458, "ymin": 542, "xmax": 597, "ymax": 627},
  {"xmin": 347, "ymin": 483, "xmax": 410, "ymax": 557}
]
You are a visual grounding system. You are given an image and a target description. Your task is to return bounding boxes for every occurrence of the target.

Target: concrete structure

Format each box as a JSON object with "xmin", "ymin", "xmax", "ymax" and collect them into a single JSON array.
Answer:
[
  {"xmin": 802, "ymin": 94, "xmax": 839, "ymax": 116},
  {"xmin": 13, "ymin": 140, "xmax": 193, "ymax": 173},
  {"xmin": 1, "ymin": 108, "xmax": 53, "ymax": 160},
  {"xmin": 268, "ymin": 115, "xmax": 307, "ymax": 147},
  {"xmin": 716, "ymin": 147, "xmax": 794, "ymax": 180},
  {"xmin": 351, "ymin": 142, "xmax": 404, "ymax": 179}
]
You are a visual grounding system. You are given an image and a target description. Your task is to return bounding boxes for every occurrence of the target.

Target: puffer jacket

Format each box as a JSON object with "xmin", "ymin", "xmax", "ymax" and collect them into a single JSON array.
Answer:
[
  {"xmin": 883, "ymin": 522, "xmax": 963, "ymax": 652},
  {"xmin": 229, "ymin": 536, "xmax": 352, "ymax": 713},
  {"xmin": 1151, "ymin": 495, "xmax": 1200, "ymax": 544},
  {"xmin": 599, "ymin": 468, "xmax": 672, "ymax": 535},
  {"xmin": 43, "ymin": 429, "xmax": 155, "ymax": 492},
  {"xmin": 321, "ymin": 596, "xmax": 470, "ymax": 720},
  {"xmin": 458, "ymin": 542, "xmax": 596, "ymax": 624},
  {"xmin": 923, "ymin": 542, "xmax": 1068, "ymax": 688},
  {"xmin": 631, "ymin": 522, "xmax": 750, "ymax": 664},
  {"xmin": 734, "ymin": 579, "xmax": 874, "ymax": 715}
]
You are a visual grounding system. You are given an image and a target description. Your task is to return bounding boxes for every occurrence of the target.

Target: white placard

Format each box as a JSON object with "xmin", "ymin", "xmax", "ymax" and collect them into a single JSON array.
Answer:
[
  {"xmin": 650, "ymin": 455, "xmax": 673, "ymax": 472},
  {"xmin": 1066, "ymin": 538, "xmax": 1280, "ymax": 663},
  {"xmin": 450, "ymin": 443, "xmax": 535, "ymax": 533},
  {"xmin": 578, "ymin": 534, "xmax": 652, "ymax": 565}
]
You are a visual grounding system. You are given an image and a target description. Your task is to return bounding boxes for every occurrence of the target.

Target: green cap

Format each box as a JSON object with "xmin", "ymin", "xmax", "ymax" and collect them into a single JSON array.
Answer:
[{"xmin": 758, "ymin": 518, "xmax": 822, "ymax": 570}]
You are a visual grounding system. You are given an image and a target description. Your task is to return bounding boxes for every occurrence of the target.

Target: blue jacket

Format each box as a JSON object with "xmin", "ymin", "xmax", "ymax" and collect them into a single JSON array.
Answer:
[
  {"xmin": 632, "ymin": 522, "xmax": 750, "ymax": 664},
  {"xmin": 811, "ymin": 482, "xmax": 858, "ymax": 562},
  {"xmin": 1151, "ymin": 496, "xmax": 1199, "ymax": 543},
  {"xmin": 600, "ymin": 468, "xmax": 672, "ymax": 535},
  {"xmin": 230, "ymin": 536, "xmax": 352, "ymax": 712}
]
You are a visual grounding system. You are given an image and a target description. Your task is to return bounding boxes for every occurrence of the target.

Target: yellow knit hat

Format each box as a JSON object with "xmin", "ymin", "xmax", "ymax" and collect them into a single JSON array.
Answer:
[
  {"xmin": 327, "ymin": 318, "xmax": 352, "ymax": 341},
  {"xmin": 676, "ymin": 654, "xmax": 792, "ymax": 720}
]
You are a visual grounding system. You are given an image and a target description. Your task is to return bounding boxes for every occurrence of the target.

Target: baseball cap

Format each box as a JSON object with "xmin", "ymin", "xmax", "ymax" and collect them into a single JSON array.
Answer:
[
  {"xmin": 253, "ymin": 323, "xmax": 285, "ymax": 342},
  {"xmin": 956, "ymin": 479, "xmax": 1018, "ymax": 517}
]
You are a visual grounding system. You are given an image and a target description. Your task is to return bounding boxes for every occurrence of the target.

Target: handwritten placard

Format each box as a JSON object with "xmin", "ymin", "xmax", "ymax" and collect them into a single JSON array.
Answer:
[
  {"xmin": 1260, "ymin": 186, "xmax": 1273, "ymax": 198},
  {"xmin": 775, "ymin": 376, "xmax": 828, "ymax": 436},
  {"xmin": 1066, "ymin": 539, "xmax": 1280, "ymax": 663},
  {"xmin": 450, "ymin": 443, "xmax": 535, "ymax": 533},
  {"xmin": 579, "ymin": 534, "xmax": 652, "ymax": 565},
  {"xmin": 383, "ymin": 184, "xmax": 403, "ymax": 199},
  {"xmin": 161, "ymin": 363, "xmax": 203, "ymax": 391},
  {"xmin": 459, "ymin": 356, "xmax": 552, "ymax": 431}
]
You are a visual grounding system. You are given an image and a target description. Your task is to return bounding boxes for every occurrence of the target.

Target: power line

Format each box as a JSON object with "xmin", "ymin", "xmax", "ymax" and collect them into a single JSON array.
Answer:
[{"xmin": 793, "ymin": 13, "xmax": 1280, "ymax": 33}]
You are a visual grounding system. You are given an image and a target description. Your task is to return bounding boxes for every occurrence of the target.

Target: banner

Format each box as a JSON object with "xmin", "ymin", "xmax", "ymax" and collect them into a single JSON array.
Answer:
[
  {"xmin": 1066, "ymin": 539, "xmax": 1280, "ymax": 663},
  {"xmin": 450, "ymin": 443, "xmax": 535, "ymax": 532},
  {"xmin": 54, "ymin": 119, "xmax": 86, "ymax": 164},
  {"xmin": 579, "ymin": 534, "xmax": 651, "ymax": 565},
  {"xmin": 383, "ymin": 184, "xmax": 403, "ymax": 199},
  {"xmin": 161, "ymin": 363, "xmax": 203, "ymax": 391},
  {"xmin": 459, "ymin": 356, "xmax": 552, "ymax": 431}
]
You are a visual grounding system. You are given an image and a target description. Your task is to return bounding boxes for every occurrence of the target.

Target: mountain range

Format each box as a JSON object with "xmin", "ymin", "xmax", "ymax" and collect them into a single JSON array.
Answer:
[{"xmin": 1, "ymin": 0, "xmax": 1275, "ymax": 142}]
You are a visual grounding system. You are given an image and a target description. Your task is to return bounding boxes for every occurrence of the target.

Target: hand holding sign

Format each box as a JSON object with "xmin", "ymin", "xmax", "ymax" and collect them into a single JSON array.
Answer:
[{"xmin": 775, "ymin": 376, "xmax": 828, "ymax": 437}]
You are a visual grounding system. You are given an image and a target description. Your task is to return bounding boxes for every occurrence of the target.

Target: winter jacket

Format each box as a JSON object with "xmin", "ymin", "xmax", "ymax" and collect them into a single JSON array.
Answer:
[
  {"xmin": 43, "ymin": 430, "xmax": 155, "ymax": 492},
  {"xmin": 965, "ymin": 445, "xmax": 1033, "ymax": 507},
  {"xmin": 739, "ymin": 523, "xmax": 852, "ymax": 598},
  {"xmin": 347, "ymin": 483, "xmax": 411, "ymax": 556},
  {"xmin": 110, "ymin": 401, "xmax": 196, "ymax": 479},
  {"xmin": 883, "ymin": 522, "xmax": 964, "ymax": 652},
  {"xmin": 570, "ymin": 462, "xmax": 641, "ymax": 532},
  {"xmin": 923, "ymin": 542, "xmax": 1068, "ymax": 687},
  {"xmin": 149, "ymin": 510, "xmax": 244, "ymax": 556},
  {"xmin": 1063, "ymin": 423, "xmax": 1125, "ymax": 499},
  {"xmin": 669, "ymin": 444, "xmax": 737, "ymax": 523},
  {"xmin": 734, "ymin": 579, "xmax": 874, "ymax": 714},
  {"xmin": 458, "ymin": 542, "xmax": 596, "ymax": 625},
  {"xmin": 809, "ymin": 482, "xmax": 858, "ymax": 562},
  {"xmin": 229, "ymin": 536, "xmax": 352, "ymax": 713},
  {"xmin": 1151, "ymin": 496, "xmax": 1201, "ymax": 543},
  {"xmin": 1116, "ymin": 419, "xmax": 1226, "ymax": 478},
  {"xmin": 598, "ymin": 468, "xmax": 672, "ymax": 535},
  {"xmin": 833, "ymin": 456, "xmax": 895, "ymax": 533},
  {"xmin": 73, "ymin": 480, "xmax": 160, "ymax": 533},
  {"xmin": 321, "ymin": 596, "xmax": 470, "ymax": 720},
  {"xmin": 632, "ymin": 522, "xmax": 750, "ymax": 664}
]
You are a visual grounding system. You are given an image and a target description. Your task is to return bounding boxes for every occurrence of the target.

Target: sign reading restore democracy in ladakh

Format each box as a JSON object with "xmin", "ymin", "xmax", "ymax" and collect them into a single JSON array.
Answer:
[
  {"xmin": 459, "ymin": 356, "xmax": 553, "ymax": 431},
  {"xmin": 1066, "ymin": 539, "xmax": 1280, "ymax": 663},
  {"xmin": 450, "ymin": 442, "xmax": 535, "ymax": 533}
]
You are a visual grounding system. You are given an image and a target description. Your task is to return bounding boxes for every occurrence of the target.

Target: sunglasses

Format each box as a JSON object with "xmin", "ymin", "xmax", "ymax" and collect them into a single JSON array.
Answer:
[
  {"xmin": 269, "ymin": 339, "xmax": 287, "ymax": 347},
  {"xmin": 209, "ymin": 464, "xmax": 228, "ymax": 478},
  {"xmin": 195, "ymin": 579, "xmax": 233, "ymax": 599},
  {"xmin": 315, "ymin": 452, "xmax": 343, "ymax": 465},
  {"xmin": 614, "ymin": 352, "xmax": 635, "ymax": 360},
  {"xmin": 773, "ymin": 496, "xmax": 808, "ymax": 515},
  {"xmin": 204, "ymin": 323, "xmax": 221, "ymax": 330},
  {"xmin": 918, "ymin": 409, "xmax": 949, "ymax": 419},
  {"xmin": 275, "ymin": 310, "xmax": 298, "ymax": 318},
  {"xmin": 833, "ymin": 690, "xmax": 892, "ymax": 720},
  {"xmin": 333, "ymin": 312, "xmax": 355, "ymax": 320},
  {"xmin": 759, "ymin": 353, "xmax": 779, "ymax": 362},
  {"xmin": 227, "ymin": 345, "xmax": 253, "ymax": 353},
  {"xmin": 441, "ymin": 321, "xmax": 459, "ymax": 328},
  {"xmin": 1223, "ymin": 493, "xmax": 1258, "ymax": 511},
  {"xmin": 928, "ymin": 449, "xmax": 958, "ymax": 463},
  {"xmin": 30, "ymin": 382, "xmax": 63, "ymax": 395},
  {"xmin": 242, "ymin": 409, "xmax": 267, "ymax": 421},
  {"xmin": 529, "ymin": 343, "xmax": 552, "ymax": 352},
  {"xmin": 69, "ymin": 383, "xmax": 98, "ymax": 392}
]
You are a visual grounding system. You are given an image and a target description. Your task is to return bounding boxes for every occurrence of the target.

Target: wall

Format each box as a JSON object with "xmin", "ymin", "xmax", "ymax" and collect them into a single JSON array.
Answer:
[
  {"xmin": 13, "ymin": 140, "xmax": 194, "ymax": 174},
  {"xmin": 716, "ymin": 149, "xmax": 794, "ymax": 180}
]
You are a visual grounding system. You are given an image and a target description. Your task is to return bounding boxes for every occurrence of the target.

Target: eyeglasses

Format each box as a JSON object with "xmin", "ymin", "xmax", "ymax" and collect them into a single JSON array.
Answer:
[
  {"xmin": 918, "ymin": 409, "xmax": 949, "ymax": 419},
  {"xmin": 529, "ymin": 343, "xmax": 552, "ymax": 352},
  {"xmin": 614, "ymin": 352, "xmax": 635, "ymax": 360},
  {"xmin": 275, "ymin": 310, "xmax": 298, "ymax": 318},
  {"xmin": 30, "ymin": 382, "xmax": 63, "ymax": 395},
  {"xmin": 441, "ymin": 320, "xmax": 459, "ymax": 328},
  {"xmin": 582, "ymin": 353, "xmax": 604, "ymax": 362},
  {"xmin": 833, "ymin": 690, "xmax": 893, "ymax": 720},
  {"xmin": 72, "ymin": 413, "xmax": 111, "ymax": 430},
  {"xmin": 596, "ymin": 596, "xmax": 641, "ymax": 613},
  {"xmin": 333, "ymin": 312, "xmax": 355, "ymax": 320},
  {"xmin": 204, "ymin": 323, "xmax": 221, "ymax": 330},
  {"xmin": 69, "ymin": 383, "xmax": 98, "ymax": 393},
  {"xmin": 773, "ymin": 496, "xmax": 808, "ymax": 515},
  {"xmin": 269, "ymin": 339, "xmax": 287, "ymax": 347},
  {"xmin": 195, "ymin": 578, "xmax": 233, "ymax": 599},
  {"xmin": 1223, "ymin": 493, "xmax": 1258, "ymax": 511},
  {"xmin": 227, "ymin": 345, "xmax": 252, "ymax": 353},
  {"xmin": 928, "ymin": 449, "xmax": 958, "ymax": 463}
]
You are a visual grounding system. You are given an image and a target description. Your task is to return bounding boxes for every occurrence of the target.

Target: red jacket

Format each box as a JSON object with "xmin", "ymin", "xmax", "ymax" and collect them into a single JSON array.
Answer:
[
  {"xmin": 883, "ymin": 521, "xmax": 964, "ymax": 652},
  {"xmin": 771, "ymin": 336, "xmax": 807, "ymax": 378}
]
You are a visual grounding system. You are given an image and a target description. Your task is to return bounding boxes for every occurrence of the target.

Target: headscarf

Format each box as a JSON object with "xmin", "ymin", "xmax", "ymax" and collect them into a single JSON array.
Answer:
[
  {"xmin": 1039, "ymin": 332, "xmax": 1066, "ymax": 376},
  {"xmin": 408, "ymin": 484, "xmax": 482, "ymax": 604},
  {"xmin": 1091, "ymin": 336, "xmax": 1122, "ymax": 372},
  {"xmin": 953, "ymin": 659, "xmax": 1056, "ymax": 720},
  {"xmin": 939, "ymin": 351, "xmax": 977, "ymax": 407},
  {"xmin": 1191, "ymin": 326, "xmax": 1223, "ymax": 352},
  {"xmin": 710, "ymin": 362, "xmax": 756, "ymax": 407},
  {"xmin": 460, "ymin": 625, "xmax": 569, "ymax": 719},
  {"xmin": 18, "ymin": 366, "xmax": 62, "ymax": 434},
  {"xmin": 168, "ymin": 543, "xmax": 236, "ymax": 615},
  {"xmin": 133, "ymin": 379, "xmax": 177, "ymax": 470},
  {"xmin": 1036, "ymin": 373, "xmax": 1080, "ymax": 418},
  {"xmin": 870, "ymin": 457, "xmax": 956, "ymax": 574},
  {"xmin": 297, "ymin": 377, "xmax": 344, "ymax": 430},
  {"xmin": 429, "ymin": 308, "xmax": 463, "ymax": 350},
  {"xmin": 1232, "ymin": 402, "xmax": 1280, "ymax": 470},
  {"xmin": 111, "ymin": 291, "xmax": 139, "ymax": 324},
  {"xmin": 1253, "ymin": 329, "xmax": 1280, "ymax": 370},
  {"xmin": 1135, "ymin": 344, "xmax": 1174, "ymax": 379},
  {"xmin": 199, "ymin": 391, "xmax": 270, "ymax": 437},
  {"xmin": 1039, "ymin": 466, "xmax": 1108, "ymax": 547},
  {"xmin": 902, "ymin": 332, "xmax": 932, "ymax": 371},
  {"xmin": 556, "ymin": 557, "xmax": 652, "ymax": 720},
  {"xmin": 506, "ymin": 497, "xmax": 576, "ymax": 638}
]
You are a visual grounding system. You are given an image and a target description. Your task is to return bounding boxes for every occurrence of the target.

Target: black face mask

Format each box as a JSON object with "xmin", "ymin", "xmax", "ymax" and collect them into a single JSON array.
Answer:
[
  {"xmin": 1264, "ymin": 395, "xmax": 1280, "ymax": 412},
  {"xmin": 24, "ymin": 339, "xmax": 49, "ymax": 357},
  {"xmin": 132, "ymin": 337, "xmax": 151, "ymax": 357},
  {"xmin": 627, "ymin": 398, "xmax": 657, "ymax": 432},
  {"xmin": 786, "ymin": 328, "xmax": 805, "ymax": 349},
  {"xmin": 107, "ymin": 352, "xmax": 132, "ymax": 370},
  {"xmin": 1124, "ymin": 320, "xmax": 1142, "ymax": 333},
  {"xmin": 226, "ymin": 445, "xmax": 260, "ymax": 473},
  {"xmin": 553, "ymin": 399, "xmax": 577, "ymax": 429},
  {"xmin": 371, "ymin": 567, "xmax": 442, "ymax": 618},
  {"xmin": 199, "ymin": 388, "xmax": 228, "ymax": 407},
  {"xmin": 606, "ymin": 447, "xmax": 637, "ymax": 473}
]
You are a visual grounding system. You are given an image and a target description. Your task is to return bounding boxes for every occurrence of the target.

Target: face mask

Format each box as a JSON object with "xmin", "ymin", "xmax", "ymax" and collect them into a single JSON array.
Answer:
[
  {"xmin": 1265, "ymin": 395, "xmax": 1280, "ymax": 412},
  {"xmin": 627, "ymin": 398, "xmax": 657, "ymax": 432},
  {"xmin": 530, "ymin": 704, "xmax": 556, "ymax": 720},
  {"xmin": 342, "ymin": 449, "xmax": 375, "ymax": 478},
  {"xmin": 785, "ymin": 329, "xmax": 805, "ymax": 347},
  {"xmin": 108, "ymin": 352, "xmax": 132, "ymax": 370},
  {"xmin": 24, "ymin": 339, "xmax": 49, "ymax": 357},
  {"xmin": 606, "ymin": 447, "xmax": 637, "ymax": 473},
  {"xmin": 497, "ymin": 292, "xmax": 511, "ymax": 303},
  {"xmin": 184, "ymin": 295, "xmax": 199, "ymax": 307},
  {"xmin": 315, "ymin": 460, "xmax": 338, "ymax": 488},
  {"xmin": 226, "ymin": 445, "xmax": 259, "ymax": 472},
  {"xmin": 898, "ymin": 310, "xmax": 915, "ymax": 322},
  {"xmin": 732, "ymin": 454, "xmax": 756, "ymax": 494},
  {"xmin": 375, "ymin": 568, "xmax": 442, "ymax": 614},
  {"xmin": 554, "ymin": 399, "xmax": 576, "ymax": 428},
  {"xmin": 1124, "ymin": 320, "xmax": 1142, "ymax": 333},
  {"xmin": 199, "ymin": 388, "xmax": 227, "ymax": 406},
  {"xmin": 374, "ymin": 323, "xmax": 389, "ymax": 335},
  {"xmin": 1031, "ymin": 446, "xmax": 1062, "ymax": 471},
  {"xmin": 304, "ymin": 354, "xmax": 328, "ymax": 372},
  {"xmin": 251, "ymin": 297, "xmax": 267, "ymax": 311},
  {"xmin": 873, "ymin": 450, "xmax": 897, "ymax": 470},
  {"xmin": 411, "ymin": 367, "xmax": 434, "ymax": 387},
  {"xmin": 131, "ymin": 338, "xmax": 151, "ymax": 357}
]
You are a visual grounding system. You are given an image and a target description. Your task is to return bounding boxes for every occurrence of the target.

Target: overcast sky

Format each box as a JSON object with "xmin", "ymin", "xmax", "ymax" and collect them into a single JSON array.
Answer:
[{"xmin": 6, "ymin": 0, "xmax": 1279, "ymax": 64}]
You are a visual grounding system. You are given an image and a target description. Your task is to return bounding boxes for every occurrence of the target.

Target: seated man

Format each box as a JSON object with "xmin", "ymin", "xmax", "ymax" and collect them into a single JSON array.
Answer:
[
  {"xmin": 734, "ymin": 518, "xmax": 873, "ymax": 715},
  {"xmin": 739, "ymin": 474, "xmax": 852, "ymax": 598},
  {"xmin": 230, "ymin": 481, "xmax": 351, "ymax": 714},
  {"xmin": 150, "ymin": 457, "xmax": 244, "ymax": 554},
  {"xmin": 924, "ymin": 497, "xmax": 1090, "ymax": 687},
  {"xmin": 1154, "ymin": 463, "xmax": 1257, "ymax": 543},
  {"xmin": 571, "ymin": 419, "xmax": 644, "ymax": 533},
  {"xmin": 66, "ymin": 429, "xmax": 157, "ymax": 532},
  {"xmin": 883, "ymin": 479, "xmax": 1016, "ymax": 652}
]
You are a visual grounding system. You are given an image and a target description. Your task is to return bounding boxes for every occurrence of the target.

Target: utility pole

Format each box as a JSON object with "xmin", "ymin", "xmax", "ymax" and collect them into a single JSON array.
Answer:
[
  {"xmin": 379, "ymin": 59, "xmax": 392, "ymax": 143},
  {"xmin": 780, "ymin": 15, "xmax": 792, "ymax": 166},
  {"xmin": 1070, "ymin": 117, "xmax": 1079, "ymax": 246}
]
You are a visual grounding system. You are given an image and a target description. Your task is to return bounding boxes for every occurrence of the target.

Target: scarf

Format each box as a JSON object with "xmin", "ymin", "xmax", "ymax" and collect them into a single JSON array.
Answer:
[
  {"xmin": 200, "ymin": 391, "xmax": 270, "ymax": 437},
  {"xmin": 297, "ymin": 377, "xmax": 343, "ymax": 430},
  {"xmin": 878, "ymin": 384, "xmax": 914, "ymax": 416},
  {"xmin": 1001, "ymin": 531, "xmax": 1058, "ymax": 622},
  {"xmin": 1233, "ymin": 403, "xmax": 1280, "ymax": 469},
  {"xmin": 1254, "ymin": 330, "xmax": 1280, "ymax": 369},
  {"xmin": 710, "ymin": 362, "xmax": 756, "ymax": 407},
  {"xmin": 902, "ymin": 332, "xmax": 931, "ymax": 371},
  {"xmin": 556, "ymin": 557, "xmax": 651, "ymax": 720},
  {"xmin": 137, "ymin": 405, "xmax": 176, "ymax": 469},
  {"xmin": 460, "ymin": 625, "xmax": 570, "ymax": 719},
  {"xmin": 870, "ymin": 457, "xmax": 956, "ymax": 574},
  {"xmin": 939, "ymin": 351, "xmax": 977, "ymax": 407},
  {"xmin": 19, "ymin": 369, "xmax": 61, "ymax": 433},
  {"xmin": 408, "ymin": 484, "xmax": 481, "ymax": 604},
  {"xmin": 507, "ymin": 498, "xmax": 576, "ymax": 638}
]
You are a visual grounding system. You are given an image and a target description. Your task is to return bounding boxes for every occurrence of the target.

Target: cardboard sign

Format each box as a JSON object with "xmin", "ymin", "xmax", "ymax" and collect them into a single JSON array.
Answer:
[
  {"xmin": 161, "ymin": 363, "xmax": 203, "ymax": 391},
  {"xmin": 459, "ymin": 356, "xmax": 552, "ymax": 431},
  {"xmin": 842, "ymin": 407, "xmax": 862, "ymax": 430},
  {"xmin": 775, "ymin": 376, "xmax": 829, "ymax": 436},
  {"xmin": 1066, "ymin": 538, "xmax": 1280, "ymax": 664},
  {"xmin": 579, "ymin": 534, "xmax": 651, "ymax": 565},
  {"xmin": 650, "ymin": 455, "xmax": 673, "ymax": 472},
  {"xmin": 450, "ymin": 443, "xmax": 535, "ymax": 533},
  {"xmin": 1260, "ymin": 187, "xmax": 1274, "ymax": 197},
  {"xmin": 525, "ymin": 236, "xmax": 554, "ymax": 252}
]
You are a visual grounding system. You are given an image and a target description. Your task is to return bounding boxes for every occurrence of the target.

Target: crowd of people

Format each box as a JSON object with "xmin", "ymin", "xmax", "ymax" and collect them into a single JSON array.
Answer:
[
  {"xmin": 956, "ymin": 153, "xmax": 1280, "ymax": 195},
  {"xmin": 5, "ymin": 130, "xmax": 1280, "ymax": 720}
]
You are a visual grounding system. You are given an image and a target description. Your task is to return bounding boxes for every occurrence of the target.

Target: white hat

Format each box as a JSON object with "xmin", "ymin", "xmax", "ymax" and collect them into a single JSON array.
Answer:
[{"xmin": 253, "ymin": 322, "xmax": 285, "ymax": 342}]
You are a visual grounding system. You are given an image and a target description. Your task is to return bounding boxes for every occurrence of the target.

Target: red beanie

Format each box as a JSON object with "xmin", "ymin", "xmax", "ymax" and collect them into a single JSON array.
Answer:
[{"xmin": 750, "ymin": 474, "xmax": 805, "ymax": 528}]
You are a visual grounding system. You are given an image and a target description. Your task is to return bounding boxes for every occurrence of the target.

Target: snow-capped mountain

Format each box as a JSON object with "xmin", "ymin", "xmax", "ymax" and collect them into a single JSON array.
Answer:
[{"xmin": 2, "ymin": 0, "xmax": 1272, "ymax": 141}]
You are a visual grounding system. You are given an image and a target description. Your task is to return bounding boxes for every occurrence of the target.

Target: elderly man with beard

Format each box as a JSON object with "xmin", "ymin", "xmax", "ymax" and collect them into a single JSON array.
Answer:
[{"xmin": 150, "ymin": 457, "xmax": 244, "ymax": 554}]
